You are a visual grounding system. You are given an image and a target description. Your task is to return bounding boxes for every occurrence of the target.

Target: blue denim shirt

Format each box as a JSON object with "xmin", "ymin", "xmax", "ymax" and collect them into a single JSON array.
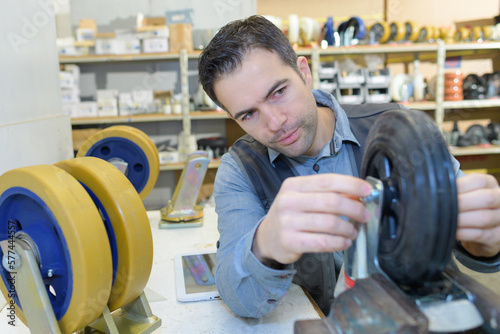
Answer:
[{"xmin": 213, "ymin": 90, "xmax": 466, "ymax": 318}]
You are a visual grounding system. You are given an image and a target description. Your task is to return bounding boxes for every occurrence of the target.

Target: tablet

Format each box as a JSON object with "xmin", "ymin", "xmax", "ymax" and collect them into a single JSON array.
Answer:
[{"xmin": 174, "ymin": 251, "xmax": 221, "ymax": 302}]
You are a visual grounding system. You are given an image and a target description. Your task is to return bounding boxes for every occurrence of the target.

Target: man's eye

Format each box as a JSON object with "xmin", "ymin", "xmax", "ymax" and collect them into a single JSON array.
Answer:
[
  {"xmin": 275, "ymin": 87, "xmax": 286, "ymax": 96},
  {"xmin": 241, "ymin": 110, "xmax": 255, "ymax": 121}
]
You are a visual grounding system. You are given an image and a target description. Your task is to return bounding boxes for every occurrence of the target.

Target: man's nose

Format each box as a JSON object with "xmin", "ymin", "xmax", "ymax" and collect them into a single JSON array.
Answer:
[{"xmin": 263, "ymin": 107, "xmax": 286, "ymax": 132}]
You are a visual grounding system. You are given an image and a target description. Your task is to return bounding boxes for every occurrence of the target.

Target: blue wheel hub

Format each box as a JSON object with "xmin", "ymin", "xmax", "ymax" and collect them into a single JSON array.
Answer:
[
  {"xmin": 83, "ymin": 137, "xmax": 150, "ymax": 194},
  {"xmin": 0, "ymin": 187, "xmax": 71, "ymax": 320}
]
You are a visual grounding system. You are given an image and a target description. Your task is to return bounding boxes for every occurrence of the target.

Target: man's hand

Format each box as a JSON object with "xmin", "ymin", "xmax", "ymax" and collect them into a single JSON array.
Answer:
[
  {"xmin": 457, "ymin": 173, "xmax": 500, "ymax": 258},
  {"xmin": 252, "ymin": 174, "xmax": 372, "ymax": 266}
]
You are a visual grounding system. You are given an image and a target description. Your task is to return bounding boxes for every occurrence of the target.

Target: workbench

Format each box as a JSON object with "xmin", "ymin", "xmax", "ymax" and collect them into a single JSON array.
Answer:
[{"xmin": 0, "ymin": 205, "xmax": 321, "ymax": 333}]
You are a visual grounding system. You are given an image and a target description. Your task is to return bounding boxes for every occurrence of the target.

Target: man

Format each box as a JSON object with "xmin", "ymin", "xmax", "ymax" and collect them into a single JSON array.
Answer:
[{"xmin": 198, "ymin": 15, "xmax": 500, "ymax": 318}]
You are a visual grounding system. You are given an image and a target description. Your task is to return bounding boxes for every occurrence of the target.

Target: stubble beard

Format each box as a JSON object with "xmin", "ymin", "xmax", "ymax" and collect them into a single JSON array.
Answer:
[{"xmin": 267, "ymin": 104, "xmax": 318, "ymax": 158}]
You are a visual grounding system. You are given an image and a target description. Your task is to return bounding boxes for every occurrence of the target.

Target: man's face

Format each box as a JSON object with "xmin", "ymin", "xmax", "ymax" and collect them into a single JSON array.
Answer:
[{"xmin": 213, "ymin": 49, "xmax": 319, "ymax": 158}]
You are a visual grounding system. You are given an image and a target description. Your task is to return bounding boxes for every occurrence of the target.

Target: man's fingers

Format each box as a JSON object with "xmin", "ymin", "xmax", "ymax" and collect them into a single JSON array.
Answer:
[
  {"xmin": 281, "ymin": 174, "xmax": 372, "ymax": 198},
  {"xmin": 458, "ymin": 188, "xmax": 500, "ymax": 212},
  {"xmin": 285, "ymin": 213, "xmax": 358, "ymax": 239},
  {"xmin": 458, "ymin": 208, "xmax": 500, "ymax": 229},
  {"xmin": 275, "ymin": 191, "xmax": 370, "ymax": 223},
  {"xmin": 284, "ymin": 230, "xmax": 353, "ymax": 255},
  {"xmin": 457, "ymin": 173, "xmax": 498, "ymax": 194}
]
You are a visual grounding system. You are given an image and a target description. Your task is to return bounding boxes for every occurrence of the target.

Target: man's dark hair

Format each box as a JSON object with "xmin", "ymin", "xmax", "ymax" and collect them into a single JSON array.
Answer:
[{"xmin": 198, "ymin": 15, "xmax": 299, "ymax": 110}]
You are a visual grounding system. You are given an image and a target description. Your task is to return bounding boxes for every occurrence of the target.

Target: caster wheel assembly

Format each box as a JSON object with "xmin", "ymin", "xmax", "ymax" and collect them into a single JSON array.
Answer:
[
  {"xmin": 360, "ymin": 108, "xmax": 458, "ymax": 286},
  {"xmin": 55, "ymin": 157, "xmax": 153, "ymax": 311},
  {"xmin": 77, "ymin": 125, "xmax": 160, "ymax": 199},
  {"xmin": 0, "ymin": 154, "xmax": 159, "ymax": 331},
  {"xmin": 0, "ymin": 165, "xmax": 113, "ymax": 333}
]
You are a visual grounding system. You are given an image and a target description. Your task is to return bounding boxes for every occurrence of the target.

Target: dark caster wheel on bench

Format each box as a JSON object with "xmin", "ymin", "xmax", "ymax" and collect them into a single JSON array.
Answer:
[{"xmin": 360, "ymin": 108, "xmax": 458, "ymax": 287}]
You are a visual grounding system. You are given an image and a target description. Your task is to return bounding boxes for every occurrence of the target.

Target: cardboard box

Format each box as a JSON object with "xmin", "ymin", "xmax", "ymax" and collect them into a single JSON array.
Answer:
[
  {"xmin": 143, "ymin": 38, "xmax": 169, "ymax": 53},
  {"xmin": 61, "ymin": 87, "xmax": 81, "ymax": 104},
  {"xmin": 62, "ymin": 103, "xmax": 80, "ymax": 118},
  {"xmin": 97, "ymin": 89, "xmax": 118, "ymax": 116},
  {"xmin": 118, "ymin": 93, "xmax": 134, "ymax": 116},
  {"xmin": 116, "ymin": 38, "xmax": 141, "ymax": 54},
  {"xmin": 95, "ymin": 38, "xmax": 141, "ymax": 55},
  {"xmin": 72, "ymin": 128, "xmax": 101, "ymax": 151},
  {"xmin": 136, "ymin": 27, "xmax": 169, "ymax": 39},
  {"xmin": 97, "ymin": 97, "xmax": 118, "ymax": 117},
  {"xmin": 79, "ymin": 19, "xmax": 97, "ymax": 34},
  {"xmin": 138, "ymin": 17, "xmax": 166, "ymax": 32},
  {"xmin": 59, "ymin": 71, "xmax": 76, "ymax": 88},
  {"xmin": 169, "ymin": 23, "xmax": 193, "ymax": 52},
  {"xmin": 95, "ymin": 38, "xmax": 117, "ymax": 55},
  {"xmin": 78, "ymin": 102, "xmax": 98, "ymax": 118}
]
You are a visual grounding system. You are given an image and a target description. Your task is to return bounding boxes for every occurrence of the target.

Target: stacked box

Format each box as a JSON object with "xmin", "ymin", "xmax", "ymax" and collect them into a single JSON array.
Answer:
[
  {"xmin": 336, "ymin": 66, "xmax": 366, "ymax": 104},
  {"xmin": 364, "ymin": 68, "xmax": 392, "ymax": 103},
  {"xmin": 97, "ymin": 89, "xmax": 119, "ymax": 117},
  {"xmin": 60, "ymin": 65, "xmax": 81, "ymax": 118},
  {"xmin": 318, "ymin": 61, "xmax": 338, "ymax": 95},
  {"xmin": 317, "ymin": 61, "xmax": 392, "ymax": 105}
]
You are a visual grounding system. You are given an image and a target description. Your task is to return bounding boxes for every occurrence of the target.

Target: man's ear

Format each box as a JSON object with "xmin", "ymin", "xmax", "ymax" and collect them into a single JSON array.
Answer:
[{"xmin": 297, "ymin": 56, "xmax": 313, "ymax": 89}]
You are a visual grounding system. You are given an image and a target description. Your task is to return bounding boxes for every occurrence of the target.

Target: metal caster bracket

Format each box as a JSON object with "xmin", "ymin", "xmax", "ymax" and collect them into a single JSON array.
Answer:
[
  {"xmin": 294, "ymin": 176, "xmax": 500, "ymax": 333},
  {"xmin": 82, "ymin": 292, "xmax": 161, "ymax": 334},
  {"xmin": 0, "ymin": 238, "xmax": 61, "ymax": 334},
  {"xmin": 0, "ymin": 238, "xmax": 161, "ymax": 334},
  {"xmin": 159, "ymin": 151, "xmax": 209, "ymax": 229}
]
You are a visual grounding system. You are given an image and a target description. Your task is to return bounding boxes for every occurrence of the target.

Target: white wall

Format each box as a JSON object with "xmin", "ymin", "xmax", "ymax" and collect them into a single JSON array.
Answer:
[
  {"xmin": 69, "ymin": 0, "xmax": 256, "ymax": 31},
  {"xmin": 0, "ymin": 0, "xmax": 73, "ymax": 175}
]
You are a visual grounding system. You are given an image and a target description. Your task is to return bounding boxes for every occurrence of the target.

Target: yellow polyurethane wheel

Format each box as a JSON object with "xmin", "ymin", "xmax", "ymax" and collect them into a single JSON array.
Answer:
[
  {"xmin": 390, "ymin": 21, "xmax": 406, "ymax": 42},
  {"xmin": 76, "ymin": 126, "xmax": 159, "ymax": 200},
  {"xmin": 54, "ymin": 157, "xmax": 154, "ymax": 312},
  {"xmin": 377, "ymin": 21, "xmax": 391, "ymax": 43},
  {"xmin": 369, "ymin": 21, "xmax": 391, "ymax": 44},
  {"xmin": 431, "ymin": 26, "xmax": 440, "ymax": 40},
  {"xmin": 472, "ymin": 25, "xmax": 483, "ymax": 40},
  {"xmin": 417, "ymin": 26, "xmax": 431, "ymax": 42},
  {"xmin": 0, "ymin": 165, "xmax": 112, "ymax": 333},
  {"xmin": 405, "ymin": 21, "xmax": 420, "ymax": 42},
  {"xmin": 455, "ymin": 27, "xmax": 471, "ymax": 41},
  {"xmin": 112, "ymin": 125, "xmax": 160, "ymax": 170},
  {"xmin": 483, "ymin": 25, "xmax": 493, "ymax": 39}
]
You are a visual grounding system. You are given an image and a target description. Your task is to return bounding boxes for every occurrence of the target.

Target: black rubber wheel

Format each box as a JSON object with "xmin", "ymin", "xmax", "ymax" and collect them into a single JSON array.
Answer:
[{"xmin": 360, "ymin": 109, "xmax": 458, "ymax": 286}]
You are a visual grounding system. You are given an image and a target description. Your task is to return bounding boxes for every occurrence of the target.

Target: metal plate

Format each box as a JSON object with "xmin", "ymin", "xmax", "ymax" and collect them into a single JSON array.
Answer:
[{"xmin": 360, "ymin": 109, "xmax": 458, "ymax": 286}]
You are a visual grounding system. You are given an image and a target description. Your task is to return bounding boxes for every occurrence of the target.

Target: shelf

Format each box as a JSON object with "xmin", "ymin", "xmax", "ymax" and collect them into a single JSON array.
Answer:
[
  {"xmin": 450, "ymin": 145, "xmax": 500, "ymax": 157},
  {"xmin": 403, "ymin": 99, "xmax": 500, "ymax": 111},
  {"xmin": 190, "ymin": 111, "xmax": 228, "ymax": 120},
  {"xmin": 59, "ymin": 42, "xmax": 500, "ymax": 65},
  {"xmin": 406, "ymin": 101, "xmax": 437, "ymax": 110},
  {"xmin": 59, "ymin": 50, "xmax": 202, "ymax": 64},
  {"xmin": 159, "ymin": 159, "xmax": 221, "ymax": 171},
  {"xmin": 71, "ymin": 111, "xmax": 227, "ymax": 125},
  {"xmin": 444, "ymin": 42, "xmax": 500, "ymax": 52},
  {"xmin": 442, "ymin": 99, "xmax": 500, "ymax": 110},
  {"xmin": 311, "ymin": 43, "xmax": 440, "ymax": 56}
]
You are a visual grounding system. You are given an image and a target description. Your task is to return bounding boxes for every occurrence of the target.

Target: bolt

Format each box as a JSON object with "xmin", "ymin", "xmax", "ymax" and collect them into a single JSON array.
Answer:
[{"xmin": 361, "ymin": 189, "xmax": 381, "ymax": 204}]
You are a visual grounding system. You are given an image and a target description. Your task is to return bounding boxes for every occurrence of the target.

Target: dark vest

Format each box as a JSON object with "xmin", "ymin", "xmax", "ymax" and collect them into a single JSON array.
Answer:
[{"xmin": 229, "ymin": 102, "xmax": 402, "ymax": 315}]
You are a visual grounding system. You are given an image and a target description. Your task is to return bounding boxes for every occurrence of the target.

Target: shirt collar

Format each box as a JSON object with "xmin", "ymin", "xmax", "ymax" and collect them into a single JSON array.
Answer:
[{"xmin": 268, "ymin": 90, "xmax": 360, "ymax": 163}]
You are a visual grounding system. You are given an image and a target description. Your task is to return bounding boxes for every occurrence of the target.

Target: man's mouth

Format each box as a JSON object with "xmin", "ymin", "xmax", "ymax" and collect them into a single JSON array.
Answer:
[{"xmin": 277, "ymin": 128, "xmax": 299, "ymax": 145}]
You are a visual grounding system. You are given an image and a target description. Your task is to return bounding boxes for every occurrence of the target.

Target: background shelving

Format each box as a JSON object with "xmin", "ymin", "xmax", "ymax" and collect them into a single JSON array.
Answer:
[{"xmin": 63, "ymin": 40, "xmax": 500, "ymax": 208}]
